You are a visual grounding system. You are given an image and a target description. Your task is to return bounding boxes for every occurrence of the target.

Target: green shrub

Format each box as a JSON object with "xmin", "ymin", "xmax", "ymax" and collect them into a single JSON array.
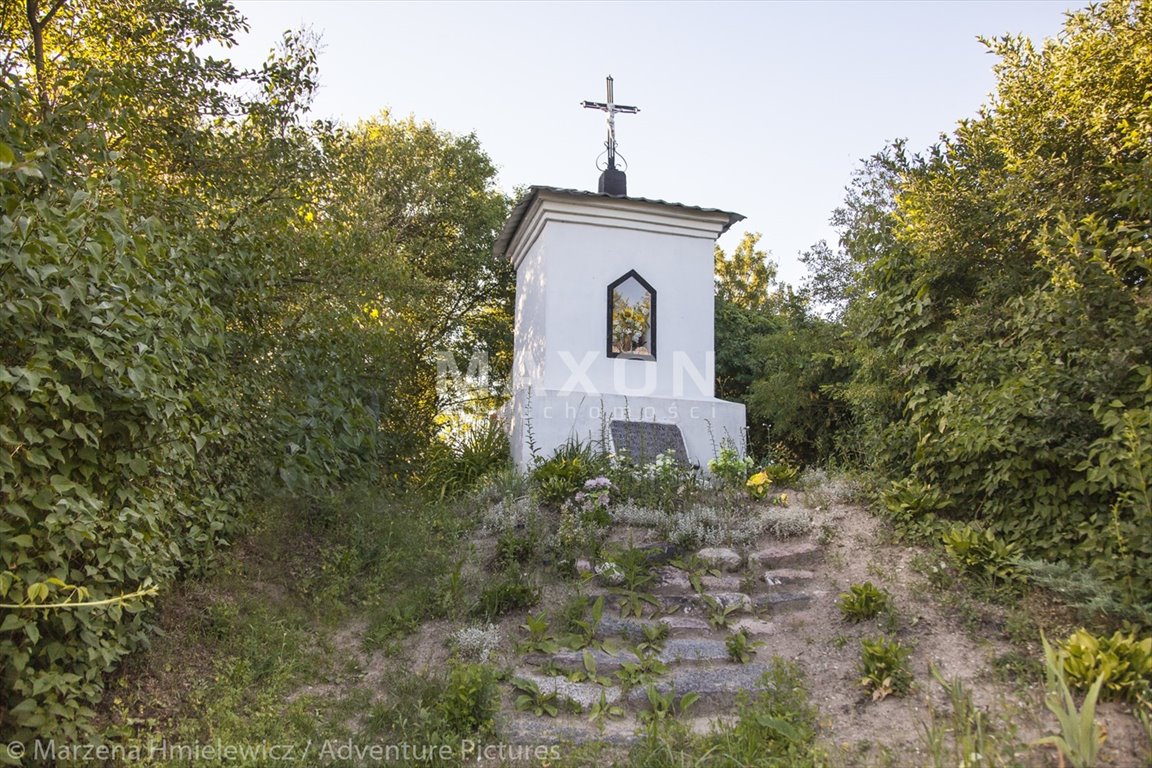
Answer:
[
  {"xmin": 531, "ymin": 440, "xmax": 606, "ymax": 505},
  {"xmin": 760, "ymin": 462, "xmax": 801, "ymax": 487},
  {"xmin": 705, "ymin": 659, "xmax": 826, "ymax": 766},
  {"xmin": 423, "ymin": 421, "xmax": 510, "ymax": 499},
  {"xmin": 859, "ymin": 636, "xmax": 913, "ymax": 701},
  {"xmin": 941, "ymin": 523, "xmax": 1023, "ymax": 590},
  {"xmin": 880, "ymin": 478, "xmax": 951, "ymax": 541},
  {"xmin": 838, "ymin": 581, "xmax": 892, "ymax": 622},
  {"xmin": 707, "ymin": 443, "xmax": 754, "ymax": 488},
  {"xmin": 495, "ymin": 529, "xmax": 538, "ymax": 568},
  {"xmin": 435, "ymin": 662, "xmax": 498, "ymax": 737},
  {"xmin": 1058, "ymin": 627, "xmax": 1152, "ymax": 704}
]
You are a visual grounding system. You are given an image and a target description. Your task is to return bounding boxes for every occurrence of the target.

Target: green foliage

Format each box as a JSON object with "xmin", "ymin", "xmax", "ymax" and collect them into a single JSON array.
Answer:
[
  {"xmin": 707, "ymin": 444, "xmax": 754, "ymax": 488},
  {"xmin": 531, "ymin": 440, "xmax": 607, "ymax": 505},
  {"xmin": 941, "ymin": 524, "xmax": 1024, "ymax": 591},
  {"xmin": 639, "ymin": 685, "xmax": 700, "ymax": 725},
  {"xmin": 1036, "ymin": 634, "xmax": 1107, "ymax": 768},
  {"xmin": 472, "ymin": 571, "xmax": 539, "ymax": 619},
  {"xmin": 495, "ymin": 528, "xmax": 538, "ymax": 569},
  {"xmin": 759, "ymin": 461, "xmax": 801, "ymax": 487},
  {"xmin": 1057, "ymin": 627, "xmax": 1152, "ymax": 705},
  {"xmin": 567, "ymin": 649, "xmax": 613, "ymax": 687},
  {"xmin": 517, "ymin": 612, "xmax": 559, "ymax": 654},
  {"xmin": 726, "ymin": 628, "xmax": 762, "ymax": 664},
  {"xmin": 701, "ymin": 594, "xmax": 743, "ymax": 630},
  {"xmin": 560, "ymin": 595, "xmax": 609, "ymax": 652},
  {"xmin": 837, "ymin": 582, "xmax": 892, "ymax": 622},
  {"xmin": 0, "ymin": 0, "xmax": 512, "ymax": 742},
  {"xmin": 588, "ymin": 689, "xmax": 625, "ymax": 729},
  {"xmin": 615, "ymin": 654, "xmax": 668, "ymax": 689},
  {"xmin": 435, "ymin": 662, "xmax": 498, "ymax": 737},
  {"xmin": 859, "ymin": 636, "xmax": 913, "ymax": 701},
  {"xmin": 636, "ymin": 621, "xmax": 671, "ymax": 655},
  {"xmin": 918, "ymin": 665, "xmax": 1024, "ymax": 768},
  {"xmin": 669, "ymin": 554, "xmax": 721, "ymax": 595},
  {"xmin": 511, "ymin": 678, "xmax": 559, "ymax": 718},
  {"xmin": 421, "ymin": 421, "xmax": 510, "ymax": 499},
  {"xmin": 709, "ymin": 660, "xmax": 825, "ymax": 766},
  {"xmin": 879, "ymin": 478, "xmax": 951, "ymax": 542},
  {"xmin": 830, "ymin": 1, "xmax": 1152, "ymax": 607},
  {"xmin": 605, "ymin": 545, "xmax": 660, "ymax": 619}
]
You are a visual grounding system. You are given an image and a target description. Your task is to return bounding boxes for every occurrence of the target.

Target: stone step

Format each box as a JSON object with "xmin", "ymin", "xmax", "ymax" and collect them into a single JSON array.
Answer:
[
  {"xmin": 695, "ymin": 547, "xmax": 742, "ymax": 572},
  {"xmin": 753, "ymin": 589, "xmax": 818, "ymax": 614},
  {"xmin": 749, "ymin": 541, "xmax": 824, "ymax": 570},
  {"xmin": 730, "ymin": 617, "xmax": 777, "ymax": 636},
  {"xmin": 514, "ymin": 673, "xmax": 622, "ymax": 712},
  {"xmin": 761, "ymin": 568, "xmax": 817, "ymax": 585},
  {"xmin": 595, "ymin": 589, "xmax": 755, "ymax": 618},
  {"xmin": 625, "ymin": 662, "xmax": 775, "ymax": 716},
  {"xmin": 502, "ymin": 711, "xmax": 639, "ymax": 747},
  {"xmin": 532, "ymin": 637, "xmax": 733, "ymax": 675}
]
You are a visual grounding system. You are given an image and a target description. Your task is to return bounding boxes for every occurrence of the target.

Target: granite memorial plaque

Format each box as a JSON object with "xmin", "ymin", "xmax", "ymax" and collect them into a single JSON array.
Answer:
[{"xmin": 609, "ymin": 420, "xmax": 690, "ymax": 465}]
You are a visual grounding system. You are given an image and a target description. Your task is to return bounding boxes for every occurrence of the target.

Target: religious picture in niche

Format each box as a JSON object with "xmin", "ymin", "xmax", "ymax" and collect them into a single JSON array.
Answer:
[{"xmin": 607, "ymin": 270, "xmax": 656, "ymax": 360}]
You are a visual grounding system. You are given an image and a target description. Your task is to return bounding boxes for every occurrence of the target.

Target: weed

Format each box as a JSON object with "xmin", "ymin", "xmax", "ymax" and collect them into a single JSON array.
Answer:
[
  {"xmin": 517, "ymin": 611, "xmax": 559, "ymax": 654},
  {"xmin": 561, "ymin": 595, "xmax": 615, "ymax": 653},
  {"xmin": 615, "ymin": 654, "xmax": 668, "ymax": 689},
  {"xmin": 703, "ymin": 659, "xmax": 826, "ymax": 766},
  {"xmin": 859, "ymin": 636, "xmax": 913, "ymax": 701},
  {"xmin": 880, "ymin": 477, "xmax": 951, "ymax": 542},
  {"xmin": 511, "ymin": 678, "xmax": 559, "ymax": 717},
  {"xmin": 588, "ymin": 689, "xmax": 625, "ymax": 730},
  {"xmin": 635, "ymin": 621, "xmax": 670, "ymax": 655},
  {"xmin": 669, "ymin": 554, "xmax": 721, "ymax": 595},
  {"xmin": 531, "ymin": 440, "xmax": 608, "ymax": 505},
  {"xmin": 436, "ymin": 662, "xmax": 499, "ymax": 738},
  {"xmin": 495, "ymin": 528, "xmax": 538, "ymax": 568},
  {"xmin": 838, "ymin": 581, "xmax": 892, "ymax": 622},
  {"xmin": 1034, "ymin": 633, "xmax": 1106, "ymax": 768},
  {"xmin": 942, "ymin": 523, "xmax": 1024, "ymax": 592},
  {"xmin": 918, "ymin": 664, "xmax": 1024, "ymax": 767},
  {"xmin": 472, "ymin": 571, "xmax": 539, "ymax": 619},
  {"xmin": 726, "ymin": 628, "xmax": 763, "ymax": 663},
  {"xmin": 567, "ymin": 649, "xmax": 613, "ymax": 686},
  {"xmin": 701, "ymin": 594, "xmax": 744, "ymax": 630},
  {"xmin": 639, "ymin": 685, "xmax": 700, "ymax": 725}
]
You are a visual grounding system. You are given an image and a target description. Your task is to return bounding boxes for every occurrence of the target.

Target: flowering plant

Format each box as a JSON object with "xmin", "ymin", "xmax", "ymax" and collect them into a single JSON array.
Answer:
[{"xmin": 746, "ymin": 471, "xmax": 771, "ymax": 499}]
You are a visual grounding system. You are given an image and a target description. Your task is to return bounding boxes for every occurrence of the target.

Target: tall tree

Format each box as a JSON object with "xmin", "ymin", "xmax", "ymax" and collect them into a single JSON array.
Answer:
[{"xmin": 838, "ymin": 0, "xmax": 1152, "ymax": 602}]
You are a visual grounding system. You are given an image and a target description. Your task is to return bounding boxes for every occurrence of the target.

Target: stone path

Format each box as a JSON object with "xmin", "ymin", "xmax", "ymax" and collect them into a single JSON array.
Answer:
[{"xmin": 501, "ymin": 537, "xmax": 829, "ymax": 747}]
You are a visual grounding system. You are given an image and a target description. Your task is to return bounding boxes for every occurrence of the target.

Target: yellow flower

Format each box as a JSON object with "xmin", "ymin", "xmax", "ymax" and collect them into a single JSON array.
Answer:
[{"xmin": 746, "ymin": 471, "xmax": 771, "ymax": 499}]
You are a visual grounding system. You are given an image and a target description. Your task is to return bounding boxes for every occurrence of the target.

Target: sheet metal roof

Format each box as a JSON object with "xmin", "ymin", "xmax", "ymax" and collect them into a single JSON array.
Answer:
[{"xmin": 493, "ymin": 185, "xmax": 745, "ymax": 261}]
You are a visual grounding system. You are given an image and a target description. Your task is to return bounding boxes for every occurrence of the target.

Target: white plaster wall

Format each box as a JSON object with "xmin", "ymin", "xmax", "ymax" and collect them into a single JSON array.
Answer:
[
  {"xmin": 509, "ymin": 388, "xmax": 745, "ymax": 469},
  {"xmin": 535, "ymin": 221, "xmax": 714, "ymax": 400},
  {"xmin": 512, "ymin": 243, "xmax": 546, "ymax": 390}
]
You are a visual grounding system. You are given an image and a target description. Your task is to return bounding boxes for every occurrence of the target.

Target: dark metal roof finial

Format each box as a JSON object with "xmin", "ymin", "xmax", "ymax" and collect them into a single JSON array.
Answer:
[{"xmin": 581, "ymin": 75, "xmax": 639, "ymax": 196}]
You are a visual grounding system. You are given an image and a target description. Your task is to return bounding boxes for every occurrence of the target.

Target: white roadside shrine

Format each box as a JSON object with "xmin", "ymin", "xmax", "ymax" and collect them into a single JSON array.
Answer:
[
  {"xmin": 495, "ymin": 185, "xmax": 748, "ymax": 469},
  {"xmin": 494, "ymin": 77, "xmax": 747, "ymax": 469}
]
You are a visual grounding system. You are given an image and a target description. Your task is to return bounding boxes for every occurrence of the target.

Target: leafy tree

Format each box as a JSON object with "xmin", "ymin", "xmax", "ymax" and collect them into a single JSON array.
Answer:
[
  {"xmin": 713, "ymin": 232, "xmax": 852, "ymax": 463},
  {"xmin": 0, "ymin": 0, "xmax": 511, "ymax": 742},
  {"xmin": 836, "ymin": 0, "xmax": 1152, "ymax": 605}
]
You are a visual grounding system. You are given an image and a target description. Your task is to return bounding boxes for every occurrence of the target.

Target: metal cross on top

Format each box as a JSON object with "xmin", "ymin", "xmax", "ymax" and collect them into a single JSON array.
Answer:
[{"xmin": 581, "ymin": 75, "xmax": 639, "ymax": 171}]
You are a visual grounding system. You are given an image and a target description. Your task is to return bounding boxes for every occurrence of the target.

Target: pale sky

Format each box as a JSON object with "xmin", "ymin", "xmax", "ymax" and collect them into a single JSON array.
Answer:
[{"xmin": 228, "ymin": 0, "xmax": 1084, "ymax": 287}]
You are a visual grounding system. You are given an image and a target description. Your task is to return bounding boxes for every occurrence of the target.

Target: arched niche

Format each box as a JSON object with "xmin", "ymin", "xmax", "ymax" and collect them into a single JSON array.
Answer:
[{"xmin": 607, "ymin": 270, "xmax": 656, "ymax": 360}]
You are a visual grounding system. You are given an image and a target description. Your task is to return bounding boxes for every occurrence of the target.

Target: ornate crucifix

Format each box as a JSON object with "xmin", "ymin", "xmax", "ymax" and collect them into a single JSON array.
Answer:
[{"xmin": 581, "ymin": 75, "xmax": 639, "ymax": 171}]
